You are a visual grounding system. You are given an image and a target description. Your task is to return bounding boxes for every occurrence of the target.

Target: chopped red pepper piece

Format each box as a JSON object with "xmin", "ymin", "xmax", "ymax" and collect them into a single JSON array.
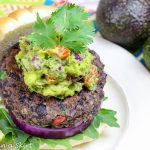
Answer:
[{"xmin": 52, "ymin": 116, "xmax": 66, "ymax": 127}]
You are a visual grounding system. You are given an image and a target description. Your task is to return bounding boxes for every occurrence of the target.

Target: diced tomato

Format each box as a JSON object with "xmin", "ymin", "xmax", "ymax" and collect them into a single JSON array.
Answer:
[
  {"xmin": 48, "ymin": 46, "xmax": 70, "ymax": 60},
  {"xmin": 52, "ymin": 116, "xmax": 66, "ymax": 127},
  {"xmin": 57, "ymin": 47, "xmax": 70, "ymax": 60}
]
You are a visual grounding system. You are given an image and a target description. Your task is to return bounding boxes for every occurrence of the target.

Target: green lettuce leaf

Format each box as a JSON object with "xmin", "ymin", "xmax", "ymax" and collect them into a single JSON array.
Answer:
[
  {"xmin": 0, "ymin": 106, "xmax": 119, "ymax": 150},
  {"xmin": 98, "ymin": 109, "xmax": 120, "ymax": 127}
]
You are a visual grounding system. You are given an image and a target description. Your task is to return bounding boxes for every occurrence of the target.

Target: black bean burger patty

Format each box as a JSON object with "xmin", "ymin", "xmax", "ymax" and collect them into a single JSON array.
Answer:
[{"xmin": 0, "ymin": 47, "xmax": 106, "ymax": 128}]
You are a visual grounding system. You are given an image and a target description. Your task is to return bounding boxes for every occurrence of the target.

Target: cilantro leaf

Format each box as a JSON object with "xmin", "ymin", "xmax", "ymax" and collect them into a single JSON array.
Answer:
[
  {"xmin": 51, "ymin": 4, "xmax": 88, "ymax": 33},
  {"xmin": 84, "ymin": 124, "xmax": 99, "ymax": 139},
  {"xmin": 62, "ymin": 41, "xmax": 86, "ymax": 53},
  {"xmin": 27, "ymin": 4, "xmax": 94, "ymax": 54},
  {"xmin": 0, "ymin": 70, "xmax": 7, "ymax": 80},
  {"xmin": 98, "ymin": 109, "xmax": 120, "ymax": 127},
  {"xmin": 66, "ymin": 4, "xmax": 89, "ymax": 30},
  {"xmin": 61, "ymin": 24, "xmax": 94, "ymax": 44},
  {"xmin": 93, "ymin": 116, "xmax": 101, "ymax": 128},
  {"xmin": 60, "ymin": 24, "xmax": 94, "ymax": 53},
  {"xmin": 103, "ymin": 96, "xmax": 108, "ymax": 101},
  {"xmin": 28, "ymin": 33, "xmax": 56, "ymax": 48},
  {"xmin": 33, "ymin": 13, "xmax": 46, "ymax": 33},
  {"xmin": 28, "ymin": 14, "xmax": 57, "ymax": 49},
  {"xmin": 51, "ymin": 4, "xmax": 69, "ymax": 34}
]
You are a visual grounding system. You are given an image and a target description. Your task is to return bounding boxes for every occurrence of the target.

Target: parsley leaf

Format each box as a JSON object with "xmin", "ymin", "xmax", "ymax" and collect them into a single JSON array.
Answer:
[
  {"xmin": 0, "ymin": 70, "xmax": 7, "ymax": 80},
  {"xmin": 27, "ymin": 4, "xmax": 94, "ymax": 53}
]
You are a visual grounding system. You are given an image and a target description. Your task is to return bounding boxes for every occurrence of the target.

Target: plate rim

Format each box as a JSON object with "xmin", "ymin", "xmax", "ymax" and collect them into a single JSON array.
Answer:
[{"xmin": 89, "ymin": 35, "xmax": 150, "ymax": 150}]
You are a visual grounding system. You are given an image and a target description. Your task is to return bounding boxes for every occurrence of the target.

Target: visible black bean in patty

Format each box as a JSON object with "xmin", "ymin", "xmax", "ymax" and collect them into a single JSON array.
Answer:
[{"xmin": 0, "ymin": 46, "xmax": 106, "ymax": 128}]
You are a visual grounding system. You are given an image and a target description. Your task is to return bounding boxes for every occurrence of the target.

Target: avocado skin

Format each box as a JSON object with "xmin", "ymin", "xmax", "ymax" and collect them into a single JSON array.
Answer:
[
  {"xmin": 143, "ymin": 38, "xmax": 150, "ymax": 70},
  {"xmin": 96, "ymin": 0, "xmax": 150, "ymax": 50}
]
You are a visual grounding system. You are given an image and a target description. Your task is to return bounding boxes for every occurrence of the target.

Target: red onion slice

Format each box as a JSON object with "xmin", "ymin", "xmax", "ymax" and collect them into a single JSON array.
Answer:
[
  {"xmin": 30, "ymin": 56, "xmax": 41, "ymax": 70},
  {"xmin": 10, "ymin": 112, "xmax": 91, "ymax": 139},
  {"xmin": 74, "ymin": 53, "xmax": 82, "ymax": 61}
]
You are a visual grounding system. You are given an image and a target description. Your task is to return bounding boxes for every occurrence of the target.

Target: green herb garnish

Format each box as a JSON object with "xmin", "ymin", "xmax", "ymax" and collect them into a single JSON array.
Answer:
[
  {"xmin": 0, "ymin": 70, "xmax": 7, "ymax": 80},
  {"xmin": 0, "ymin": 107, "xmax": 119, "ymax": 150},
  {"xmin": 28, "ymin": 4, "xmax": 94, "ymax": 54},
  {"xmin": 103, "ymin": 96, "xmax": 108, "ymax": 101}
]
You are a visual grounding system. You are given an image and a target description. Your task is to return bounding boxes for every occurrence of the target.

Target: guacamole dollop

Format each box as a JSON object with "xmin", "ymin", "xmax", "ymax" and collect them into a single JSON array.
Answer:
[{"xmin": 15, "ymin": 38, "xmax": 98, "ymax": 99}]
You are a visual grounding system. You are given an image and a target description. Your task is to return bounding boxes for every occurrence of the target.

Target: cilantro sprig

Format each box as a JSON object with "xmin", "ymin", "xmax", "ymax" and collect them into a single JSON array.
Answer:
[
  {"xmin": 0, "ymin": 107, "xmax": 119, "ymax": 150},
  {"xmin": 28, "ymin": 4, "xmax": 94, "ymax": 53}
]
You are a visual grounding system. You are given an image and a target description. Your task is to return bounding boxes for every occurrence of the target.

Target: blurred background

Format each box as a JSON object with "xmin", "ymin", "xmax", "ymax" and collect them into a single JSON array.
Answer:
[
  {"xmin": 0, "ymin": 0, "xmax": 99, "ymax": 16},
  {"xmin": 0, "ymin": 0, "xmax": 148, "ymax": 70}
]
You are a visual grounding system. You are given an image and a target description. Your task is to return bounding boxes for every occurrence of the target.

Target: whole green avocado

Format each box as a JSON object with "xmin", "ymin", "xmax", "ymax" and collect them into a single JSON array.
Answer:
[{"xmin": 96, "ymin": 0, "xmax": 150, "ymax": 49}]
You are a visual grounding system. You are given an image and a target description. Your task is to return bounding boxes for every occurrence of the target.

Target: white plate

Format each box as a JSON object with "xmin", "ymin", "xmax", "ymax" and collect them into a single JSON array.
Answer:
[
  {"xmin": 88, "ymin": 35, "xmax": 150, "ymax": 150},
  {"xmin": 1, "ymin": 33, "xmax": 150, "ymax": 150},
  {"xmin": 0, "ymin": 74, "xmax": 128, "ymax": 150},
  {"xmin": 75, "ymin": 75, "xmax": 129, "ymax": 150}
]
